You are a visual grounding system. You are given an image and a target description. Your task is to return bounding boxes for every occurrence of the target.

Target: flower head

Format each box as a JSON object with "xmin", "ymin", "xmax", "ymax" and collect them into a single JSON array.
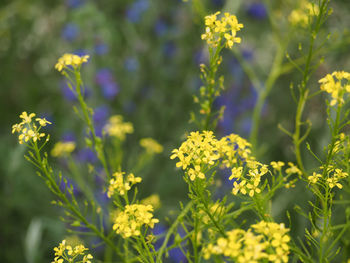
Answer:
[
  {"xmin": 107, "ymin": 172, "xmax": 142, "ymax": 197},
  {"xmin": 12, "ymin": 112, "xmax": 50, "ymax": 144},
  {"xmin": 201, "ymin": 12, "xmax": 243, "ymax": 48},
  {"xmin": 140, "ymin": 138, "xmax": 163, "ymax": 154},
  {"xmin": 52, "ymin": 240, "xmax": 93, "ymax": 263},
  {"xmin": 113, "ymin": 204, "xmax": 159, "ymax": 238},
  {"xmin": 319, "ymin": 71, "xmax": 350, "ymax": 106},
  {"xmin": 104, "ymin": 115, "xmax": 133, "ymax": 140},
  {"xmin": 55, "ymin": 53, "xmax": 89, "ymax": 72}
]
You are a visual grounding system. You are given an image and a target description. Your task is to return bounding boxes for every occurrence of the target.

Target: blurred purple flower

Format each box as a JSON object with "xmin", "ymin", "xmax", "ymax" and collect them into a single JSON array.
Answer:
[
  {"xmin": 163, "ymin": 41, "xmax": 176, "ymax": 57},
  {"xmin": 247, "ymin": 3, "xmax": 267, "ymax": 20},
  {"xmin": 95, "ymin": 69, "xmax": 119, "ymax": 100},
  {"xmin": 154, "ymin": 19, "xmax": 168, "ymax": 36},
  {"xmin": 93, "ymin": 105, "xmax": 110, "ymax": 123},
  {"xmin": 101, "ymin": 82, "xmax": 119, "ymax": 100},
  {"xmin": 124, "ymin": 57, "xmax": 139, "ymax": 72},
  {"xmin": 66, "ymin": 0, "xmax": 85, "ymax": 8},
  {"xmin": 93, "ymin": 105, "xmax": 110, "ymax": 136},
  {"xmin": 95, "ymin": 43, "xmax": 109, "ymax": 55},
  {"xmin": 77, "ymin": 148, "xmax": 97, "ymax": 163},
  {"xmin": 62, "ymin": 132, "xmax": 76, "ymax": 142},
  {"xmin": 126, "ymin": 0, "xmax": 149, "ymax": 23},
  {"xmin": 73, "ymin": 49, "xmax": 89, "ymax": 57},
  {"xmin": 62, "ymin": 23, "xmax": 79, "ymax": 41},
  {"xmin": 212, "ymin": 0, "xmax": 225, "ymax": 7}
]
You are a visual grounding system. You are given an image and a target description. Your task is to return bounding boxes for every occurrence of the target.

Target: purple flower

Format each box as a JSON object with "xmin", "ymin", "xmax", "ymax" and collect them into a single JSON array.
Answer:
[
  {"xmin": 163, "ymin": 41, "xmax": 176, "ymax": 57},
  {"xmin": 95, "ymin": 43, "xmax": 109, "ymax": 55},
  {"xmin": 73, "ymin": 49, "xmax": 89, "ymax": 57},
  {"xmin": 93, "ymin": 105, "xmax": 110, "ymax": 124},
  {"xmin": 93, "ymin": 105, "xmax": 110, "ymax": 136},
  {"xmin": 96, "ymin": 69, "xmax": 114, "ymax": 86},
  {"xmin": 62, "ymin": 132, "xmax": 76, "ymax": 143},
  {"xmin": 124, "ymin": 57, "xmax": 139, "ymax": 72},
  {"xmin": 62, "ymin": 23, "xmax": 79, "ymax": 41},
  {"xmin": 154, "ymin": 19, "xmax": 168, "ymax": 36},
  {"xmin": 101, "ymin": 82, "xmax": 119, "ymax": 100},
  {"xmin": 126, "ymin": 0, "xmax": 149, "ymax": 23},
  {"xmin": 247, "ymin": 3, "xmax": 267, "ymax": 20},
  {"xmin": 66, "ymin": 0, "xmax": 85, "ymax": 8},
  {"xmin": 95, "ymin": 69, "xmax": 119, "ymax": 99},
  {"xmin": 77, "ymin": 148, "xmax": 97, "ymax": 163},
  {"xmin": 212, "ymin": 0, "xmax": 225, "ymax": 7}
]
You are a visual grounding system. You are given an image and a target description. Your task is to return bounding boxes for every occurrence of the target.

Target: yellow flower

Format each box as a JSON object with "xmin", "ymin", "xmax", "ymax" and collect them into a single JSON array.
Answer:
[
  {"xmin": 104, "ymin": 115, "xmax": 133, "ymax": 140},
  {"xmin": 113, "ymin": 204, "xmax": 159, "ymax": 238},
  {"xmin": 12, "ymin": 112, "xmax": 50, "ymax": 144},
  {"xmin": 55, "ymin": 53, "xmax": 89, "ymax": 72},
  {"xmin": 270, "ymin": 161, "xmax": 285, "ymax": 172},
  {"xmin": 308, "ymin": 172, "xmax": 322, "ymax": 184},
  {"xmin": 319, "ymin": 71, "xmax": 350, "ymax": 106},
  {"xmin": 140, "ymin": 138, "xmax": 163, "ymax": 154},
  {"xmin": 204, "ymin": 221, "xmax": 290, "ymax": 262},
  {"xmin": 51, "ymin": 239, "xmax": 93, "ymax": 263},
  {"xmin": 201, "ymin": 12, "xmax": 243, "ymax": 48},
  {"xmin": 107, "ymin": 172, "xmax": 142, "ymax": 197},
  {"xmin": 51, "ymin": 141, "xmax": 76, "ymax": 157},
  {"xmin": 285, "ymin": 162, "xmax": 302, "ymax": 176},
  {"xmin": 289, "ymin": 0, "xmax": 319, "ymax": 27}
]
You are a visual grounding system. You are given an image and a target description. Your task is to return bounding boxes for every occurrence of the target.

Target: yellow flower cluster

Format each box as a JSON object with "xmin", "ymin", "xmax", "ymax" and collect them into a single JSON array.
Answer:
[
  {"xmin": 55, "ymin": 53, "xmax": 90, "ymax": 72},
  {"xmin": 270, "ymin": 161, "xmax": 285, "ymax": 172},
  {"xmin": 289, "ymin": 0, "xmax": 319, "ymax": 27},
  {"xmin": 12, "ymin": 112, "xmax": 51, "ymax": 144},
  {"xmin": 231, "ymin": 161, "xmax": 268, "ymax": 197},
  {"xmin": 52, "ymin": 240, "xmax": 93, "ymax": 263},
  {"xmin": 203, "ymin": 221, "xmax": 290, "ymax": 263},
  {"xmin": 171, "ymin": 131, "xmax": 254, "ymax": 181},
  {"xmin": 285, "ymin": 162, "xmax": 302, "ymax": 176},
  {"xmin": 107, "ymin": 172, "xmax": 142, "ymax": 198},
  {"xmin": 51, "ymin": 141, "xmax": 76, "ymax": 157},
  {"xmin": 319, "ymin": 71, "xmax": 350, "ymax": 106},
  {"xmin": 201, "ymin": 11, "xmax": 243, "ymax": 48},
  {"xmin": 140, "ymin": 138, "xmax": 163, "ymax": 154},
  {"xmin": 170, "ymin": 131, "xmax": 269, "ymax": 196},
  {"xmin": 113, "ymin": 204, "xmax": 159, "ymax": 238},
  {"xmin": 170, "ymin": 131, "xmax": 220, "ymax": 180},
  {"xmin": 308, "ymin": 167, "xmax": 348, "ymax": 189},
  {"xmin": 104, "ymin": 115, "xmax": 134, "ymax": 140}
]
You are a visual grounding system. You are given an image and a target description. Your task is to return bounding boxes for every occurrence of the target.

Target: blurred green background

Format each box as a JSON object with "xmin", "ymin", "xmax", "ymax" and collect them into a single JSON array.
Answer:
[{"xmin": 1, "ymin": 0, "xmax": 350, "ymax": 262}]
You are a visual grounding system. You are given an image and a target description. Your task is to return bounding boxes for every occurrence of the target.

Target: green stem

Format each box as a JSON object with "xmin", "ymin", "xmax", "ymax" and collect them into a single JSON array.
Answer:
[{"xmin": 156, "ymin": 201, "xmax": 193, "ymax": 263}]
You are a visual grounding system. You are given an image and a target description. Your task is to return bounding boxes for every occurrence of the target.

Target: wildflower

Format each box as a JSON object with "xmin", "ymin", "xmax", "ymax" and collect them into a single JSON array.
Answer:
[
  {"xmin": 107, "ymin": 172, "xmax": 142, "ymax": 197},
  {"xmin": 319, "ymin": 71, "xmax": 350, "ymax": 106},
  {"xmin": 308, "ymin": 172, "xmax": 322, "ymax": 184},
  {"xmin": 104, "ymin": 115, "xmax": 133, "ymax": 140},
  {"xmin": 52, "ymin": 240, "xmax": 93, "ymax": 263},
  {"xmin": 326, "ymin": 168, "xmax": 348, "ymax": 189},
  {"xmin": 204, "ymin": 221, "xmax": 290, "ymax": 262},
  {"xmin": 12, "ymin": 112, "xmax": 50, "ymax": 144},
  {"xmin": 201, "ymin": 12, "xmax": 243, "ymax": 48},
  {"xmin": 51, "ymin": 141, "xmax": 76, "ymax": 157},
  {"xmin": 285, "ymin": 162, "xmax": 302, "ymax": 176},
  {"xmin": 246, "ymin": 3, "xmax": 267, "ymax": 20},
  {"xmin": 270, "ymin": 161, "xmax": 285, "ymax": 172},
  {"xmin": 113, "ymin": 204, "xmax": 159, "ymax": 238},
  {"xmin": 55, "ymin": 53, "xmax": 89, "ymax": 72},
  {"xmin": 289, "ymin": 0, "xmax": 319, "ymax": 27},
  {"xmin": 140, "ymin": 138, "xmax": 163, "ymax": 154}
]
